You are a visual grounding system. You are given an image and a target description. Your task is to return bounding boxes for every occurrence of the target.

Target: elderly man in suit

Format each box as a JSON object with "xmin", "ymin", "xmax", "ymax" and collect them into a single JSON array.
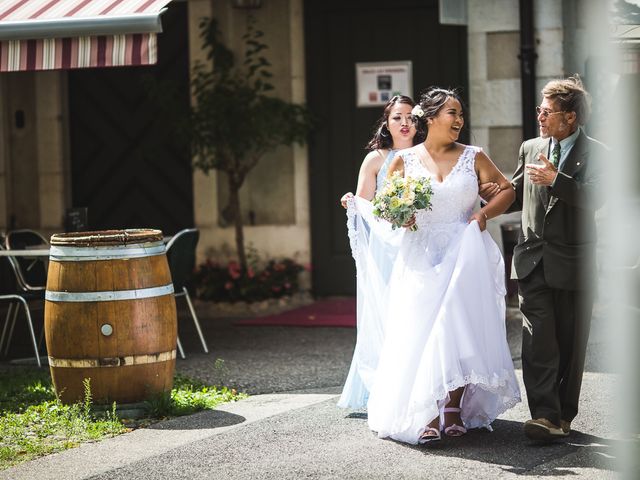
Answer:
[{"xmin": 508, "ymin": 75, "xmax": 606, "ymax": 442}]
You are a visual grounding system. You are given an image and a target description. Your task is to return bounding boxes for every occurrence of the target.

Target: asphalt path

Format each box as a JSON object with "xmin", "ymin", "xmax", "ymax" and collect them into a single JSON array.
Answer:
[{"xmin": 1, "ymin": 302, "xmax": 632, "ymax": 479}]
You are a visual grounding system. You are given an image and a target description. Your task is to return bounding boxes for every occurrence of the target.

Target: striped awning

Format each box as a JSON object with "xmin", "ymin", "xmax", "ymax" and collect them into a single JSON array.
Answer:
[{"xmin": 0, "ymin": 0, "xmax": 173, "ymax": 72}]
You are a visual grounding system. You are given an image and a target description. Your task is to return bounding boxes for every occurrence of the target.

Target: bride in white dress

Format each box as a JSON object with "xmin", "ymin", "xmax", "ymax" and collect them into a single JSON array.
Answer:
[{"xmin": 343, "ymin": 87, "xmax": 521, "ymax": 445}]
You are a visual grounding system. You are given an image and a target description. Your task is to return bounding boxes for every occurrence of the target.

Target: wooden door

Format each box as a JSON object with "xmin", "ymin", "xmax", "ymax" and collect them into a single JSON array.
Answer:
[
  {"xmin": 305, "ymin": 0, "xmax": 468, "ymax": 295},
  {"xmin": 68, "ymin": 2, "xmax": 192, "ymax": 235}
]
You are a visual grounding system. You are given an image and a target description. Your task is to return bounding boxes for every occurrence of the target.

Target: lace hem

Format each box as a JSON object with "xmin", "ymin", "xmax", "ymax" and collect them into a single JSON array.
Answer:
[
  {"xmin": 371, "ymin": 369, "xmax": 520, "ymax": 432},
  {"xmin": 409, "ymin": 368, "xmax": 521, "ymax": 430},
  {"xmin": 371, "ymin": 367, "xmax": 521, "ymax": 443}
]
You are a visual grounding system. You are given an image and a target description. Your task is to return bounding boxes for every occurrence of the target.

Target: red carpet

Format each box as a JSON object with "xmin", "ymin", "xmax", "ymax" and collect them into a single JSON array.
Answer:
[{"xmin": 234, "ymin": 298, "xmax": 356, "ymax": 327}]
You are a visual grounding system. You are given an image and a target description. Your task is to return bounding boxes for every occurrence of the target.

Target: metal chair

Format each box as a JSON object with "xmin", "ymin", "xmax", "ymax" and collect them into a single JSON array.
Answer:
[
  {"xmin": 5, "ymin": 229, "xmax": 49, "ymax": 291},
  {"xmin": 165, "ymin": 228, "xmax": 208, "ymax": 359},
  {"xmin": 0, "ymin": 244, "xmax": 45, "ymax": 367}
]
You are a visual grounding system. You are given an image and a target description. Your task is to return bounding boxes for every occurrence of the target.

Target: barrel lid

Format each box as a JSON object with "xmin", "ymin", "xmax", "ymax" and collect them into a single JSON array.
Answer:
[{"xmin": 50, "ymin": 229, "xmax": 163, "ymax": 247}]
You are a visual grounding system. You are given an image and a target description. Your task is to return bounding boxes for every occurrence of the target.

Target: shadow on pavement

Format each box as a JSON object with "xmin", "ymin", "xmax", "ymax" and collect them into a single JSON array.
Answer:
[
  {"xmin": 344, "ymin": 414, "xmax": 621, "ymax": 475},
  {"xmin": 148, "ymin": 409, "xmax": 246, "ymax": 431}
]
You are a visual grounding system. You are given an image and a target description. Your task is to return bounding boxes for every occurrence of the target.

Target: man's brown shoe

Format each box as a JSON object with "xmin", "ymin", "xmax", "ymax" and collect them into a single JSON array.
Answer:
[
  {"xmin": 524, "ymin": 418, "xmax": 569, "ymax": 442},
  {"xmin": 560, "ymin": 420, "xmax": 571, "ymax": 435}
]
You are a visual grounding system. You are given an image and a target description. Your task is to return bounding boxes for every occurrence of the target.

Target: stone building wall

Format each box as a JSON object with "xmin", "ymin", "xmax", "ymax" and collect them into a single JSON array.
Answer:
[
  {"xmin": 0, "ymin": 0, "xmax": 612, "ymax": 290},
  {"xmin": 190, "ymin": 0, "xmax": 311, "ymax": 266},
  {"xmin": 467, "ymin": 0, "xmax": 567, "ymax": 247}
]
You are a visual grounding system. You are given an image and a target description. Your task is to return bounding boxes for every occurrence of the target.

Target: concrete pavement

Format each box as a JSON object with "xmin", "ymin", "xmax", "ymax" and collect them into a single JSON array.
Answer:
[{"xmin": 0, "ymin": 301, "xmax": 632, "ymax": 479}]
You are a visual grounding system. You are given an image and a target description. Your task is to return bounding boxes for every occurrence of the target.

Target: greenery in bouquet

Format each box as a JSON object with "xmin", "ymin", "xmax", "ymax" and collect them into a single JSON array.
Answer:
[
  {"xmin": 372, "ymin": 171, "xmax": 433, "ymax": 231},
  {"xmin": 193, "ymin": 251, "xmax": 307, "ymax": 303}
]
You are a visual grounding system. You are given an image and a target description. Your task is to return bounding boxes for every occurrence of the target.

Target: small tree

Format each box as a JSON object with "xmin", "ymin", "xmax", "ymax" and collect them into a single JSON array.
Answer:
[{"xmin": 188, "ymin": 16, "xmax": 312, "ymax": 270}]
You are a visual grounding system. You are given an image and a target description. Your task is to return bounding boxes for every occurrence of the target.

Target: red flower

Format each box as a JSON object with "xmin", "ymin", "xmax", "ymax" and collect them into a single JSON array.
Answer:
[
  {"xmin": 224, "ymin": 281, "xmax": 234, "ymax": 290},
  {"xmin": 227, "ymin": 261, "xmax": 241, "ymax": 280}
]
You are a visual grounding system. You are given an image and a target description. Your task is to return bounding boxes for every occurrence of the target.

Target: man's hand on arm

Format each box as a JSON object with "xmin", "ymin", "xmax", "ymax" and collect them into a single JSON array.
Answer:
[{"xmin": 478, "ymin": 182, "xmax": 502, "ymax": 203}]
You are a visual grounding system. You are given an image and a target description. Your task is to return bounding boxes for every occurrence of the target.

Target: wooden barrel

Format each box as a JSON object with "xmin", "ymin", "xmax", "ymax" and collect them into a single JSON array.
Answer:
[{"xmin": 44, "ymin": 229, "xmax": 177, "ymax": 405}]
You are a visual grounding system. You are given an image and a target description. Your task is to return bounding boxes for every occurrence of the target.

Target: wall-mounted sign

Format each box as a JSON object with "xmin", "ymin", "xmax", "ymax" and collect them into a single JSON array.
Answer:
[{"xmin": 355, "ymin": 61, "xmax": 413, "ymax": 107}]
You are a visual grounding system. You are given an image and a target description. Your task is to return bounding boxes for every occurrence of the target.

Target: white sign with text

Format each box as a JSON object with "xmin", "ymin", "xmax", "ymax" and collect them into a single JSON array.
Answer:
[{"xmin": 355, "ymin": 61, "xmax": 413, "ymax": 107}]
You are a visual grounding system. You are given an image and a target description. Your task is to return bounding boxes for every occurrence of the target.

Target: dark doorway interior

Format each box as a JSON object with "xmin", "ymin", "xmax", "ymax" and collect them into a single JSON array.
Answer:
[
  {"xmin": 68, "ymin": 2, "xmax": 192, "ymax": 236},
  {"xmin": 305, "ymin": 0, "xmax": 468, "ymax": 295}
]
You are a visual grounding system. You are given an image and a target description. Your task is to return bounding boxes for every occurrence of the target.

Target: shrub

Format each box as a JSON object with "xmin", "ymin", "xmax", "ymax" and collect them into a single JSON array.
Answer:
[{"xmin": 193, "ymin": 256, "xmax": 306, "ymax": 303}]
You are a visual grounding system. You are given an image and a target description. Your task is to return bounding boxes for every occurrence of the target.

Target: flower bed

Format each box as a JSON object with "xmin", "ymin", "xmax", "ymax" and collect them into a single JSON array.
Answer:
[{"xmin": 192, "ymin": 257, "xmax": 309, "ymax": 304}]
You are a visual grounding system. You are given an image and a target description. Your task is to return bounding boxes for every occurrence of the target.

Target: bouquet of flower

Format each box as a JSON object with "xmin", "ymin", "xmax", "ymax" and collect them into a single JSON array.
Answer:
[{"xmin": 372, "ymin": 171, "xmax": 433, "ymax": 231}]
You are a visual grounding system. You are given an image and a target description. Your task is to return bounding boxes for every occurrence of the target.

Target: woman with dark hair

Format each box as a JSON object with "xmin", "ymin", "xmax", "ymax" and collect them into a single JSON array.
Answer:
[
  {"xmin": 340, "ymin": 95, "xmax": 424, "ymax": 208},
  {"xmin": 338, "ymin": 95, "xmax": 422, "ymax": 410},
  {"xmin": 345, "ymin": 87, "xmax": 521, "ymax": 445}
]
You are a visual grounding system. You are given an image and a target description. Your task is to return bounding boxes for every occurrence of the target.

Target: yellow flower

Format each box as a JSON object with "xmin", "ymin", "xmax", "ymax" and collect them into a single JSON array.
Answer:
[{"xmin": 372, "ymin": 172, "xmax": 433, "ymax": 230}]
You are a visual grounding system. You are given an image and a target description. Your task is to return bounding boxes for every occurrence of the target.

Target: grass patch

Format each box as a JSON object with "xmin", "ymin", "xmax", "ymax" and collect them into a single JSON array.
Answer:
[
  {"xmin": 0, "ymin": 368, "xmax": 246, "ymax": 471},
  {"xmin": 145, "ymin": 373, "xmax": 246, "ymax": 418}
]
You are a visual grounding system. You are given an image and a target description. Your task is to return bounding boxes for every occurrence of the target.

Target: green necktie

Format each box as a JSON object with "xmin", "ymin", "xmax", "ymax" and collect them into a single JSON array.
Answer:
[{"xmin": 550, "ymin": 141, "xmax": 561, "ymax": 168}]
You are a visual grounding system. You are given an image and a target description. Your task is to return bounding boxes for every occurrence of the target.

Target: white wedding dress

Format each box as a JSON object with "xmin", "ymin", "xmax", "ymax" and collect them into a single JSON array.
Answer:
[{"xmin": 340, "ymin": 144, "xmax": 521, "ymax": 445}]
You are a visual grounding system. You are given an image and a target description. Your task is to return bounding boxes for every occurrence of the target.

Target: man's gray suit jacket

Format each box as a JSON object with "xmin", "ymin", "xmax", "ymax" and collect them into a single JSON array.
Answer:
[{"xmin": 510, "ymin": 129, "xmax": 607, "ymax": 291}]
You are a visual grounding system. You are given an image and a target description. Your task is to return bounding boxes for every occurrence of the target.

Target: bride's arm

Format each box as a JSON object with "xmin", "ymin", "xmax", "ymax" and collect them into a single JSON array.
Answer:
[{"xmin": 470, "ymin": 151, "xmax": 515, "ymax": 230}]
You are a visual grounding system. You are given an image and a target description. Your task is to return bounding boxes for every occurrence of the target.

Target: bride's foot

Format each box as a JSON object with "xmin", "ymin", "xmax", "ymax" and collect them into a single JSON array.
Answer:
[
  {"xmin": 443, "ymin": 407, "xmax": 467, "ymax": 437},
  {"xmin": 418, "ymin": 418, "xmax": 441, "ymax": 444}
]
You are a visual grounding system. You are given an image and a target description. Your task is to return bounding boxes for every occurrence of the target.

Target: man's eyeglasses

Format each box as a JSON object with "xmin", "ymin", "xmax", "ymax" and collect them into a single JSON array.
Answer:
[{"xmin": 536, "ymin": 106, "xmax": 565, "ymax": 118}]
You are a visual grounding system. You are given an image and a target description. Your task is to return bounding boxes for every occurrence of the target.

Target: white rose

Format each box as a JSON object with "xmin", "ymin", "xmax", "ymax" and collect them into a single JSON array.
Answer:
[{"xmin": 411, "ymin": 105, "xmax": 424, "ymax": 118}]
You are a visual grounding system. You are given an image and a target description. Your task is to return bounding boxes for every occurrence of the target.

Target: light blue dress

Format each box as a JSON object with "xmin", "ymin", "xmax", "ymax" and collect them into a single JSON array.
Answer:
[
  {"xmin": 338, "ymin": 149, "xmax": 399, "ymax": 409},
  {"xmin": 375, "ymin": 149, "xmax": 396, "ymax": 192}
]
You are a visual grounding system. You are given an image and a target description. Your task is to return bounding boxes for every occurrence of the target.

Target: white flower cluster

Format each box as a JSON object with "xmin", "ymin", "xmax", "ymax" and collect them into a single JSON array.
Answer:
[
  {"xmin": 372, "ymin": 171, "xmax": 433, "ymax": 231},
  {"xmin": 411, "ymin": 105, "xmax": 425, "ymax": 118}
]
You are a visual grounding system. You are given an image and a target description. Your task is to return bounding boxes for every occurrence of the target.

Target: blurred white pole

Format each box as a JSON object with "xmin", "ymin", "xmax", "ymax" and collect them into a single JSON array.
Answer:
[{"xmin": 592, "ymin": 0, "xmax": 640, "ymax": 477}]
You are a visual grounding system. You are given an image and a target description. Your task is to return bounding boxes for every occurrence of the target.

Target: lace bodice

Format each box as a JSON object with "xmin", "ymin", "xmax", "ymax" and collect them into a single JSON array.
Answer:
[
  {"xmin": 402, "ymin": 144, "xmax": 480, "ymax": 226},
  {"xmin": 346, "ymin": 145, "xmax": 483, "ymax": 266},
  {"xmin": 401, "ymin": 145, "xmax": 481, "ymax": 264}
]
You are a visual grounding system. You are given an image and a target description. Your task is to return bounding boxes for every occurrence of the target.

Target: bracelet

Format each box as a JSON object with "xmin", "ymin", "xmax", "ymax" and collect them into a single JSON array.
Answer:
[{"xmin": 481, "ymin": 210, "xmax": 489, "ymax": 221}]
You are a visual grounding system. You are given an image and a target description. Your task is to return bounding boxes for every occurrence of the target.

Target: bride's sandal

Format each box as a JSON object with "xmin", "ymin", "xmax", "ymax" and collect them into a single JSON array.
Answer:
[
  {"xmin": 443, "ymin": 407, "xmax": 467, "ymax": 437},
  {"xmin": 418, "ymin": 426, "xmax": 441, "ymax": 444}
]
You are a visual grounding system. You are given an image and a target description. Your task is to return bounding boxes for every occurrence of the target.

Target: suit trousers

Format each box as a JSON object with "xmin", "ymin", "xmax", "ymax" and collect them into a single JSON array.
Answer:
[{"xmin": 519, "ymin": 261, "xmax": 594, "ymax": 425}]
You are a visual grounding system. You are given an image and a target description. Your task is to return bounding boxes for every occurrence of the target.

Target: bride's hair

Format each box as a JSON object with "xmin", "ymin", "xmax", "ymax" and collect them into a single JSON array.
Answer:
[
  {"xmin": 366, "ymin": 95, "xmax": 425, "ymax": 150},
  {"xmin": 414, "ymin": 87, "xmax": 466, "ymax": 130}
]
